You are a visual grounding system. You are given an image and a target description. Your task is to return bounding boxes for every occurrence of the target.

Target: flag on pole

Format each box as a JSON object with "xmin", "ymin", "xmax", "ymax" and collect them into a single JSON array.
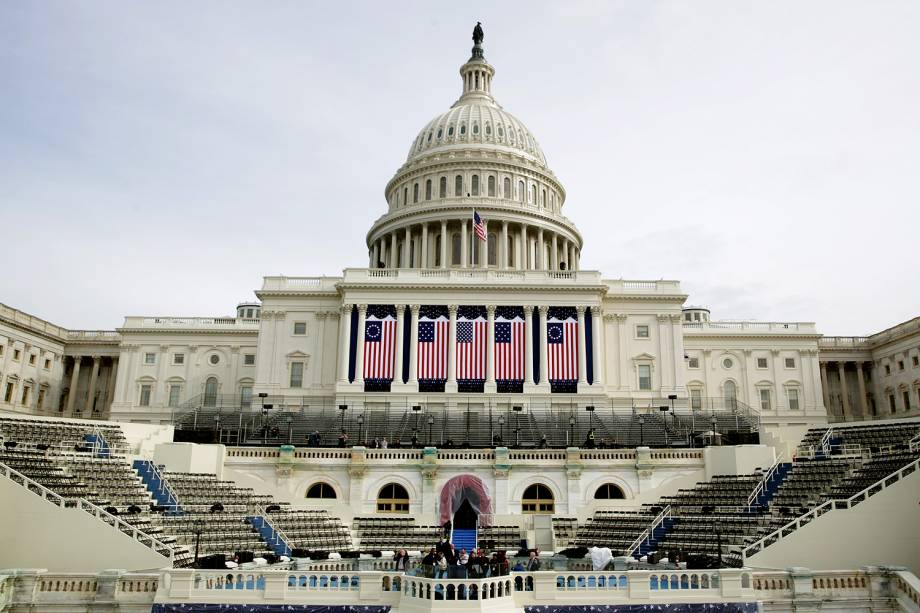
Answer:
[
  {"xmin": 457, "ymin": 306, "xmax": 487, "ymax": 382},
  {"xmin": 495, "ymin": 306, "xmax": 525, "ymax": 382},
  {"xmin": 473, "ymin": 211, "xmax": 487, "ymax": 241},
  {"xmin": 363, "ymin": 305, "xmax": 397, "ymax": 382},
  {"xmin": 547, "ymin": 306, "xmax": 578, "ymax": 383},
  {"xmin": 417, "ymin": 305, "xmax": 449, "ymax": 381}
]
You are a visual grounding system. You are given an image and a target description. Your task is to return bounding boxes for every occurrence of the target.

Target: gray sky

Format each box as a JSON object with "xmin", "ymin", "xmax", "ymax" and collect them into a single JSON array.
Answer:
[{"xmin": 2, "ymin": 1, "xmax": 918, "ymax": 336}]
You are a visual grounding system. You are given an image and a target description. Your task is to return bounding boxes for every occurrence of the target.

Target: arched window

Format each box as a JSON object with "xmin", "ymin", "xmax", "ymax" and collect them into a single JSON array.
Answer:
[
  {"xmin": 724, "ymin": 380, "xmax": 737, "ymax": 410},
  {"xmin": 503, "ymin": 177, "xmax": 511, "ymax": 198},
  {"xmin": 204, "ymin": 377, "xmax": 218, "ymax": 407},
  {"xmin": 594, "ymin": 484, "xmax": 625, "ymax": 500},
  {"xmin": 487, "ymin": 176, "xmax": 496, "ymax": 197},
  {"xmin": 425, "ymin": 179, "xmax": 432, "ymax": 200},
  {"xmin": 455, "ymin": 175, "xmax": 463, "ymax": 197},
  {"xmin": 306, "ymin": 482, "xmax": 337, "ymax": 499},
  {"xmin": 471, "ymin": 175, "xmax": 480, "ymax": 196},
  {"xmin": 460, "ymin": 123, "xmax": 467, "ymax": 136},
  {"xmin": 448, "ymin": 126, "xmax": 454, "ymax": 137},
  {"xmin": 402, "ymin": 187, "xmax": 407, "ymax": 207},
  {"xmin": 472, "ymin": 123, "xmax": 479, "ymax": 135},
  {"xmin": 439, "ymin": 177, "xmax": 447, "ymax": 199},
  {"xmin": 437, "ymin": 128, "xmax": 442, "ymax": 139},
  {"xmin": 498, "ymin": 126, "xmax": 504, "ymax": 138},
  {"xmin": 377, "ymin": 483, "xmax": 409, "ymax": 513},
  {"xmin": 487, "ymin": 233, "xmax": 497, "ymax": 266},
  {"xmin": 413, "ymin": 183, "xmax": 419, "ymax": 204},
  {"xmin": 531, "ymin": 185, "xmax": 536, "ymax": 204},
  {"xmin": 522, "ymin": 484, "xmax": 554, "ymax": 514},
  {"xmin": 518, "ymin": 181, "xmax": 525, "ymax": 203},
  {"xmin": 451, "ymin": 233, "xmax": 462, "ymax": 265},
  {"xmin": 542, "ymin": 188, "xmax": 547, "ymax": 207}
]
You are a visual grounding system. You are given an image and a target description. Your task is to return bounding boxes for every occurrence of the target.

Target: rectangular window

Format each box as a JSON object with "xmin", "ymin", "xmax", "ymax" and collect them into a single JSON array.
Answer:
[
  {"xmin": 688, "ymin": 357, "xmax": 700, "ymax": 369},
  {"xmin": 760, "ymin": 388, "xmax": 772, "ymax": 411},
  {"xmin": 785, "ymin": 358, "xmax": 796, "ymax": 368},
  {"xmin": 0, "ymin": 345, "xmax": 4, "ymax": 356},
  {"xmin": 240, "ymin": 386, "xmax": 253, "ymax": 408},
  {"xmin": 139, "ymin": 385, "xmax": 152, "ymax": 407},
  {"xmin": 787, "ymin": 388, "xmax": 800, "ymax": 410},
  {"xmin": 756, "ymin": 357, "xmax": 768, "ymax": 369},
  {"xmin": 898, "ymin": 360, "xmax": 905, "ymax": 371},
  {"xmin": 144, "ymin": 353, "xmax": 156, "ymax": 365},
  {"xmin": 13, "ymin": 349, "xmax": 21, "ymax": 361},
  {"xmin": 290, "ymin": 362, "xmax": 304, "ymax": 388},
  {"xmin": 889, "ymin": 394, "xmax": 896, "ymax": 413},
  {"xmin": 21, "ymin": 386, "xmax": 30, "ymax": 405},
  {"xmin": 173, "ymin": 353, "xmax": 184, "ymax": 365},
  {"xmin": 690, "ymin": 389, "xmax": 702, "ymax": 410},
  {"xmin": 293, "ymin": 322, "xmax": 307, "ymax": 335},
  {"xmin": 28, "ymin": 354, "xmax": 36, "ymax": 365},
  {"xmin": 638, "ymin": 364, "xmax": 651, "ymax": 390},
  {"xmin": 44, "ymin": 359, "xmax": 51, "ymax": 370},
  {"xmin": 168, "ymin": 385, "xmax": 181, "ymax": 408},
  {"xmin": 913, "ymin": 355, "xmax": 919, "ymax": 367},
  {"xmin": 37, "ymin": 388, "xmax": 46, "ymax": 409},
  {"xmin": 885, "ymin": 364, "xmax": 891, "ymax": 376},
  {"xmin": 244, "ymin": 354, "xmax": 256, "ymax": 366},
  {"xmin": 904, "ymin": 391, "xmax": 912, "ymax": 412},
  {"xmin": 636, "ymin": 325, "xmax": 649, "ymax": 338},
  {"xmin": 4, "ymin": 383, "xmax": 13, "ymax": 402}
]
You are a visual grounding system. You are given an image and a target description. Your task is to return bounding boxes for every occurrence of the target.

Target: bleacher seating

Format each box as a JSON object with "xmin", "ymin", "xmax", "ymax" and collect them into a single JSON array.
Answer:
[
  {"xmin": 264, "ymin": 509, "xmax": 353, "ymax": 551},
  {"xmin": 353, "ymin": 517, "xmax": 440, "ymax": 550},
  {"xmin": 161, "ymin": 471, "xmax": 275, "ymax": 513}
]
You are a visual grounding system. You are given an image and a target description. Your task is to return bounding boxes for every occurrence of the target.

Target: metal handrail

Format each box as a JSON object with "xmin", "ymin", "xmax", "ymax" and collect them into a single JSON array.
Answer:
[
  {"xmin": 746, "ymin": 452, "xmax": 785, "ymax": 510},
  {"xmin": 143, "ymin": 460, "xmax": 182, "ymax": 511},
  {"xmin": 626, "ymin": 505, "xmax": 671, "ymax": 557},
  {"xmin": 255, "ymin": 505, "xmax": 295, "ymax": 554},
  {"xmin": 0, "ymin": 461, "xmax": 174, "ymax": 561},
  {"xmin": 743, "ymin": 456, "xmax": 920, "ymax": 559},
  {"xmin": 909, "ymin": 433, "xmax": 920, "ymax": 453},
  {"xmin": 819, "ymin": 427, "xmax": 834, "ymax": 455}
]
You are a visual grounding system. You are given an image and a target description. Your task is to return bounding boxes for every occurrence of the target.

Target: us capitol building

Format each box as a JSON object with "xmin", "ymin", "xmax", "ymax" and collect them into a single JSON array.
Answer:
[{"xmin": 2, "ymin": 31, "xmax": 919, "ymax": 449}]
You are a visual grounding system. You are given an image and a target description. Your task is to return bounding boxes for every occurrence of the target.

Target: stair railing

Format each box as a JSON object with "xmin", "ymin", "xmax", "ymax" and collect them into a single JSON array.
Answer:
[
  {"xmin": 254, "ymin": 505, "xmax": 294, "ymax": 555},
  {"xmin": 746, "ymin": 452, "xmax": 785, "ymax": 510},
  {"xmin": 145, "ymin": 461, "xmax": 181, "ymax": 512},
  {"xmin": 909, "ymin": 432, "xmax": 920, "ymax": 453},
  {"xmin": 626, "ymin": 504, "xmax": 672, "ymax": 557},
  {"xmin": 0, "ymin": 461, "xmax": 174, "ymax": 562},
  {"xmin": 743, "ymin": 455, "xmax": 920, "ymax": 561},
  {"xmin": 819, "ymin": 427, "xmax": 834, "ymax": 456}
]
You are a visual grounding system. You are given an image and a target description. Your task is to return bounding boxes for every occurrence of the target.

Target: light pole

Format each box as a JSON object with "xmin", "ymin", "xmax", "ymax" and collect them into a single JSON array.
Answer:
[
  {"xmin": 498, "ymin": 415, "xmax": 505, "ymax": 445},
  {"xmin": 568, "ymin": 415, "xmax": 575, "ymax": 447},
  {"xmin": 638, "ymin": 416, "xmax": 645, "ymax": 446},
  {"xmin": 214, "ymin": 414, "xmax": 221, "ymax": 445},
  {"xmin": 427, "ymin": 415, "xmax": 434, "ymax": 446},
  {"xmin": 357, "ymin": 414, "xmax": 365, "ymax": 445},
  {"xmin": 659, "ymin": 405, "xmax": 670, "ymax": 445},
  {"xmin": 286, "ymin": 416, "xmax": 293, "ymax": 445},
  {"xmin": 193, "ymin": 518, "xmax": 205, "ymax": 567},
  {"xmin": 512, "ymin": 406, "xmax": 522, "ymax": 448},
  {"xmin": 711, "ymin": 415, "xmax": 719, "ymax": 447},
  {"xmin": 339, "ymin": 404, "xmax": 348, "ymax": 433}
]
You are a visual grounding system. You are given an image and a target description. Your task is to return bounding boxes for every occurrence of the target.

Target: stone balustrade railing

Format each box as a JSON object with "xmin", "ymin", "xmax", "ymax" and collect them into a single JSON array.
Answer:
[
  {"xmin": 1, "ymin": 567, "xmax": 915, "ymax": 611},
  {"xmin": 120, "ymin": 316, "xmax": 261, "ymax": 330},
  {"xmin": 683, "ymin": 321, "xmax": 817, "ymax": 333}
]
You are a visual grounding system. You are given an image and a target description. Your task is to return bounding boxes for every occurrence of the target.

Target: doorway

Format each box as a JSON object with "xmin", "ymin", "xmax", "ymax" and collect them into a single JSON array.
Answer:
[{"xmin": 453, "ymin": 498, "xmax": 477, "ymax": 529}]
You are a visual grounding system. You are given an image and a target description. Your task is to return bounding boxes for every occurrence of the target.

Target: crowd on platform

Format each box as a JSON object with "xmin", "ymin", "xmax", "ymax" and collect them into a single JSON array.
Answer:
[{"xmin": 393, "ymin": 536, "xmax": 542, "ymax": 579}]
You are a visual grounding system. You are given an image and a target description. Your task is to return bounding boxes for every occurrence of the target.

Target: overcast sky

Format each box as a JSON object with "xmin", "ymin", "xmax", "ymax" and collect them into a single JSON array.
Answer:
[{"xmin": 2, "ymin": 2, "xmax": 918, "ymax": 336}]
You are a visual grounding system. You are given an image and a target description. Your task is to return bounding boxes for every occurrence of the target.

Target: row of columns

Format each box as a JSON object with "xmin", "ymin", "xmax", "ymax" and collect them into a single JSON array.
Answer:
[
  {"xmin": 369, "ymin": 220, "xmax": 580, "ymax": 272},
  {"xmin": 819, "ymin": 361, "xmax": 870, "ymax": 419},
  {"xmin": 337, "ymin": 304, "xmax": 603, "ymax": 391},
  {"xmin": 64, "ymin": 355, "xmax": 117, "ymax": 416}
]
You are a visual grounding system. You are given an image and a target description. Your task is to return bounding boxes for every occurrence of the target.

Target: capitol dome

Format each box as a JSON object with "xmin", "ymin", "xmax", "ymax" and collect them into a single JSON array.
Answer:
[{"xmin": 367, "ymin": 26, "xmax": 582, "ymax": 273}]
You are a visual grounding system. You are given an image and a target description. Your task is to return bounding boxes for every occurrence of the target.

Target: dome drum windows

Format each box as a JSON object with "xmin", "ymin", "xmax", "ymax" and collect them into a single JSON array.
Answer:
[
  {"xmin": 439, "ymin": 177, "xmax": 447, "ymax": 199},
  {"xmin": 503, "ymin": 177, "xmax": 511, "ymax": 198},
  {"xmin": 425, "ymin": 179, "xmax": 432, "ymax": 201},
  {"xmin": 455, "ymin": 175, "xmax": 463, "ymax": 197},
  {"xmin": 487, "ymin": 175, "xmax": 496, "ymax": 197},
  {"xmin": 471, "ymin": 175, "xmax": 480, "ymax": 196},
  {"xmin": 413, "ymin": 183, "xmax": 419, "ymax": 204}
]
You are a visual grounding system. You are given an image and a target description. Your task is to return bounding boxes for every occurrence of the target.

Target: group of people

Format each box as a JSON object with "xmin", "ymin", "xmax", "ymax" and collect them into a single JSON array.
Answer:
[{"xmin": 394, "ymin": 538, "xmax": 542, "ymax": 579}]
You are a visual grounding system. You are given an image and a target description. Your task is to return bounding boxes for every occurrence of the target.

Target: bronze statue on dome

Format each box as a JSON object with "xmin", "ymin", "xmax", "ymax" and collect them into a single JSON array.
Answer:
[{"xmin": 473, "ymin": 22, "xmax": 484, "ymax": 45}]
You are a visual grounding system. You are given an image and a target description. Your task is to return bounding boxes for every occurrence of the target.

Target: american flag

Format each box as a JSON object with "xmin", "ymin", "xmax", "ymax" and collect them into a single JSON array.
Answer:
[
  {"xmin": 473, "ymin": 211, "xmax": 486, "ymax": 241},
  {"xmin": 547, "ymin": 307, "xmax": 578, "ymax": 383},
  {"xmin": 456, "ymin": 306, "xmax": 487, "ymax": 381},
  {"xmin": 417, "ymin": 305, "xmax": 448, "ymax": 381},
  {"xmin": 495, "ymin": 306, "xmax": 525, "ymax": 382},
  {"xmin": 363, "ymin": 305, "xmax": 397, "ymax": 382}
]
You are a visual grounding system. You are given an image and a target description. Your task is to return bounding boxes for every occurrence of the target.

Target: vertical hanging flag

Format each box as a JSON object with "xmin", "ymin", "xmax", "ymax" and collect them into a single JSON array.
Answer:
[
  {"xmin": 494, "ymin": 306, "xmax": 525, "ymax": 383},
  {"xmin": 547, "ymin": 306, "xmax": 578, "ymax": 387},
  {"xmin": 363, "ymin": 305, "xmax": 397, "ymax": 384},
  {"xmin": 473, "ymin": 211, "xmax": 487, "ymax": 241},
  {"xmin": 456, "ymin": 306, "xmax": 487, "ymax": 383},
  {"xmin": 417, "ymin": 305, "xmax": 449, "ymax": 382}
]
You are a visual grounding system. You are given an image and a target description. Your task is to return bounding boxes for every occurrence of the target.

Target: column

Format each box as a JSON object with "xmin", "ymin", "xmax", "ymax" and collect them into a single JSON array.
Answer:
[
  {"xmin": 538, "ymin": 306, "xmax": 549, "ymax": 388},
  {"xmin": 370, "ymin": 242, "xmax": 376, "ymax": 268},
  {"xmin": 337, "ymin": 305, "xmax": 352, "ymax": 383},
  {"xmin": 592, "ymin": 309, "xmax": 604, "ymax": 386},
  {"xmin": 393, "ymin": 305, "xmax": 406, "ymax": 386},
  {"xmin": 520, "ymin": 225, "xmax": 528, "ymax": 270},
  {"xmin": 569, "ymin": 243, "xmax": 576, "ymax": 271},
  {"xmin": 837, "ymin": 361, "xmax": 851, "ymax": 419},
  {"xmin": 561, "ymin": 238, "xmax": 569, "ymax": 269},
  {"xmin": 616, "ymin": 315, "xmax": 629, "ymax": 390},
  {"xmin": 446, "ymin": 305, "xmax": 458, "ymax": 392},
  {"xmin": 501, "ymin": 221, "xmax": 509, "ymax": 269},
  {"xmin": 105, "ymin": 357, "xmax": 118, "ymax": 413},
  {"xmin": 404, "ymin": 226, "xmax": 412, "ymax": 268},
  {"xmin": 460, "ymin": 220, "xmax": 468, "ymax": 268},
  {"xmin": 551, "ymin": 233, "xmax": 558, "ymax": 270},
  {"xmin": 421, "ymin": 224, "xmax": 428, "ymax": 268},
  {"xmin": 855, "ymin": 362, "xmax": 869, "ymax": 417},
  {"xmin": 657, "ymin": 315, "xmax": 671, "ymax": 391},
  {"xmin": 66, "ymin": 356, "xmax": 82, "ymax": 415},
  {"xmin": 574, "ymin": 248, "xmax": 580, "ymax": 271},
  {"xmin": 819, "ymin": 362, "xmax": 830, "ymax": 410},
  {"xmin": 86, "ymin": 356, "xmax": 101, "ymax": 413},
  {"xmin": 440, "ymin": 220, "xmax": 448, "ymax": 268},
  {"xmin": 486, "ymin": 305, "xmax": 496, "ymax": 392},
  {"xmin": 670, "ymin": 314, "xmax": 683, "ymax": 392},
  {"xmin": 576, "ymin": 306, "xmax": 588, "ymax": 385},
  {"xmin": 408, "ymin": 305, "xmax": 420, "ymax": 386},
  {"xmin": 537, "ymin": 228, "xmax": 545, "ymax": 270},
  {"xmin": 390, "ymin": 232, "xmax": 398, "ymax": 268},
  {"xmin": 354, "ymin": 305, "xmax": 367, "ymax": 385},
  {"xmin": 524, "ymin": 306, "xmax": 534, "ymax": 386}
]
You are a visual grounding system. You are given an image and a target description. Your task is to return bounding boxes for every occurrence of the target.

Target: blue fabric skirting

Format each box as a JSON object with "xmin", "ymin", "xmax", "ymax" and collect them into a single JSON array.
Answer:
[
  {"xmin": 525, "ymin": 604, "xmax": 759, "ymax": 613},
  {"xmin": 152, "ymin": 606, "xmax": 392, "ymax": 613}
]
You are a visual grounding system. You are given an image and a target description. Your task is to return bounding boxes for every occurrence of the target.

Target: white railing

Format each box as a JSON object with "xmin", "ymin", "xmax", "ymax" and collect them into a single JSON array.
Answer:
[
  {"xmin": 626, "ymin": 505, "xmax": 672, "ymax": 557},
  {"xmin": 254, "ymin": 505, "xmax": 294, "ymax": 555},
  {"xmin": 683, "ymin": 321, "xmax": 817, "ymax": 333},
  {"xmin": 144, "ymin": 460, "xmax": 181, "ymax": 511},
  {"xmin": 746, "ymin": 452, "xmax": 785, "ymax": 510},
  {"xmin": 121, "ymin": 316, "xmax": 261, "ymax": 329},
  {"xmin": 0, "ymin": 462, "xmax": 174, "ymax": 561},
  {"xmin": 910, "ymin": 432, "xmax": 920, "ymax": 453},
  {"xmin": 819, "ymin": 427, "xmax": 834, "ymax": 455},
  {"xmin": 744, "ymin": 456, "xmax": 920, "ymax": 559}
]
